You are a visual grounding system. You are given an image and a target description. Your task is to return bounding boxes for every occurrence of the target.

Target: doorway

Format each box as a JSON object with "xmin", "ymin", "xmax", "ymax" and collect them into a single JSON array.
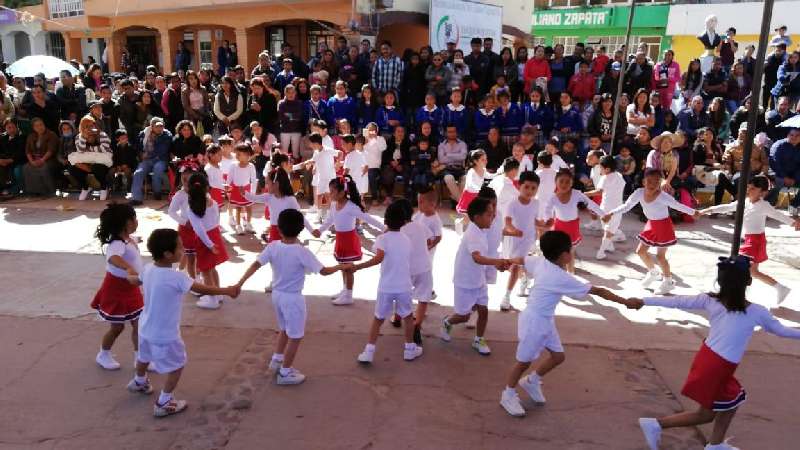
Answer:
[{"xmin": 126, "ymin": 35, "xmax": 157, "ymax": 75}]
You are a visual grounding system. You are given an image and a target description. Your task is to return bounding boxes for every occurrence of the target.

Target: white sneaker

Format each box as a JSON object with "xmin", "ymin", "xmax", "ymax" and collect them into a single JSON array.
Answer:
[
  {"xmin": 99, "ymin": 189, "xmax": 108, "ymax": 201},
  {"xmin": 596, "ymin": 248, "xmax": 607, "ymax": 260},
  {"xmin": 704, "ymin": 441, "xmax": 740, "ymax": 450},
  {"xmin": 277, "ymin": 368, "xmax": 306, "ymax": 385},
  {"xmin": 268, "ymin": 357, "xmax": 283, "ymax": 371},
  {"xmin": 583, "ymin": 220, "xmax": 601, "ymax": 231},
  {"xmin": 472, "ymin": 337, "xmax": 491, "ymax": 355},
  {"xmin": 500, "ymin": 293, "xmax": 511, "ymax": 311},
  {"xmin": 126, "ymin": 378, "xmax": 153, "ymax": 394},
  {"xmin": 79, "ymin": 189, "xmax": 90, "ymax": 201},
  {"xmin": 612, "ymin": 230, "xmax": 627, "ymax": 242},
  {"xmin": 638, "ymin": 418, "xmax": 661, "ymax": 450},
  {"xmin": 196, "ymin": 295, "xmax": 221, "ymax": 309},
  {"xmin": 655, "ymin": 277, "xmax": 676, "ymax": 295},
  {"xmin": 228, "ymin": 215, "xmax": 237, "ymax": 229},
  {"xmin": 153, "ymin": 398, "xmax": 188, "ymax": 418},
  {"xmin": 234, "ymin": 224, "xmax": 245, "ymax": 235},
  {"xmin": 329, "ymin": 288, "xmax": 344, "ymax": 300},
  {"xmin": 439, "ymin": 317, "xmax": 452, "ymax": 342},
  {"xmin": 243, "ymin": 222, "xmax": 255, "ymax": 234},
  {"xmin": 516, "ymin": 279, "xmax": 529, "ymax": 297},
  {"xmin": 332, "ymin": 291, "xmax": 353, "ymax": 305},
  {"xmin": 95, "ymin": 351, "xmax": 121, "ymax": 370},
  {"xmin": 500, "ymin": 389, "xmax": 526, "ymax": 417},
  {"xmin": 776, "ymin": 284, "xmax": 791, "ymax": 305},
  {"xmin": 641, "ymin": 269, "xmax": 662, "ymax": 288},
  {"xmin": 357, "ymin": 348, "xmax": 374, "ymax": 364},
  {"xmin": 519, "ymin": 373, "xmax": 546, "ymax": 403},
  {"xmin": 403, "ymin": 344, "xmax": 423, "ymax": 361}
]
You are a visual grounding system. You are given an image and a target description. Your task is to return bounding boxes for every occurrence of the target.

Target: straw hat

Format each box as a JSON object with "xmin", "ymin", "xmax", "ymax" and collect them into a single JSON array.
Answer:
[{"xmin": 651, "ymin": 131, "xmax": 684, "ymax": 150}]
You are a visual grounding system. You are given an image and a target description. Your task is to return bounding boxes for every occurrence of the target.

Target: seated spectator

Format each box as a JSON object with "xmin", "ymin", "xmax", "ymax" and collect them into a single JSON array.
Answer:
[
  {"xmin": 715, "ymin": 123, "xmax": 769, "ymax": 205},
  {"xmin": 725, "ymin": 62, "xmax": 751, "ymax": 114},
  {"xmin": 768, "ymin": 127, "xmax": 800, "ymax": 209},
  {"xmin": 770, "ymin": 50, "xmax": 800, "ymax": 107},
  {"xmin": 0, "ymin": 119, "xmax": 25, "ymax": 196},
  {"xmin": 171, "ymin": 120, "xmax": 204, "ymax": 161},
  {"xmin": 729, "ymin": 95, "xmax": 766, "ymax": 137},
  {"xmin": 415, "ymin": 93, "xmax": 443, "ymax": 142},
  {"xmin": 406, "ymin": 136, "xmax": 435, "ymax": 200},
  {"xmin": 646, "ymin": 131, "xmax": 682, "ymax": 194},
  {"xmin": 23, "ymin": 117, "xmax": 59, "ymax": 196},
  {"xmin": 702, "ymin": 57, "xmax": 728, "ymax": 103},
  {"xmin": 435, "ymin": 125, "xmax": 468, "ymax": 202},
  {"xmin": 765, "ymin": 96, "xmax": 795, "ymax": 142},
  {"xmin": 130, "ymin": 117, "xmax": 173, "ymax": 205},
  {"xmin": 677, "ymin": 95, "xmax": 709, "ymax": 144},
  {"xmin": 376, "ymin": 90, "xmax": 404, "ymax": 138},
  {"xmin": 111, "ymin": 129, "xmax": 137, "ymax": 192},
  {"xmin": 495, "ymin": 90, "xmax": 523, "ymax": 148},
  {"xmin": 382, "ymin": 125, "xmax": 410, "ymax": 204},
  {"xmin": 516, "ymin": 125, "xmax": 540, "ymax": 159},
  {"xmin": 473, "ymin": 94, "xmax": 497, "ymax": 143},
  {"xmin": 707, "ymin": 97, "xmax": 731, "ymax": 143},
  {"xmin": 553, "ymin": 91, "xmax": 583, "ymax": 142},
  {"xmin": 480, "ymin": 126, "xmax": 510, "ymax": 173},
  {"xmin": 68, "ymin": 116, "xmax": 113, "ymax": 200},
  {"xmin": 567, "ymin": 61, "xmax": 596, "ymax": 107},
  {"xmin": 626, "ymin": 88, "xmax": 654, "ymax": 137}
]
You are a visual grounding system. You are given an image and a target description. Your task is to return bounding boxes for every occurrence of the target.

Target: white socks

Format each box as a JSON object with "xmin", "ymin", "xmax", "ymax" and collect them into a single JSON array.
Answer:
[
  {"xmin": 364, "ymin": 343, "xmax": 376, "ymax": 352},
  {"xmin": 134, "ymin": 374, "xmax": 147, "ymax": 384},
  {"xmin": 158, "ymin": 390, "xmax": 172, "ymax": 405}
]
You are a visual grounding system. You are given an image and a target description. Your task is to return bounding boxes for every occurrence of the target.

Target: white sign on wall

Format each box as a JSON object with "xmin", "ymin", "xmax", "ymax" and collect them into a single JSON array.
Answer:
[{"xmin": 429, "ymin": 0, "xmax": 503, "ymax": 53}]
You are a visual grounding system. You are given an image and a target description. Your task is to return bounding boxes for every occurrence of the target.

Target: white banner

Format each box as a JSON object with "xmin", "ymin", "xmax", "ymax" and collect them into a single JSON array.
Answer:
[{"xmin": 429, "ymin": 0, "xmax": 503, "ymax": 53}]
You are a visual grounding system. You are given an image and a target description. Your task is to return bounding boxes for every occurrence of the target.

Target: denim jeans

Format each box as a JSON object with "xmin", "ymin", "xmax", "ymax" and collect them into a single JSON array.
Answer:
[
  {"xmin": 132, "ymin": 159, "xmax": 167, "ymax": 201},
  {"xmin": 367, "ymin": 167, "xmax": 382, "ymax": 200}
]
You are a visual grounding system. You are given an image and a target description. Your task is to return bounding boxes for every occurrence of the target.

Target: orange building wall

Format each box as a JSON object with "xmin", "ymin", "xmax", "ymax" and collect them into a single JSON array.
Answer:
[{"xmin": 378, "ymin": 23, "xmax": 430, "ymax": 53}]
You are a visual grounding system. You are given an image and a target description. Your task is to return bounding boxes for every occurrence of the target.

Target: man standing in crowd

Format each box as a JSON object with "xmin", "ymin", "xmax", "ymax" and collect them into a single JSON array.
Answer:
[
  {"xmin": 464, "ymin": 38, "xmax": 490, "ymax": 94},
  {"xmin": 372, "ymin": 41, "xmax": 404, "ymax": 95},
  {"xmin": 217, "ymin": 40, "xmax": 230, "ymax": 77},
  {"xmin": 56, "ymin": 70, "xmax": 87, "ymax": 122}
]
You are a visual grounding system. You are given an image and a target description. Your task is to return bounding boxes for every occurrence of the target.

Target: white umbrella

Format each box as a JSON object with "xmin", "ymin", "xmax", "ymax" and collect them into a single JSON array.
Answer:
[{"xmin": 7, "ymin": 55, "xmax": 79, "ymax": 79}]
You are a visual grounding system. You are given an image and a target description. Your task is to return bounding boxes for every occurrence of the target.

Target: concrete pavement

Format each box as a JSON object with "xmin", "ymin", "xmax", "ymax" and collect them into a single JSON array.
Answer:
[{"xmin": 1, "ymin": 196, "xmax": 799, "ymax": 449}]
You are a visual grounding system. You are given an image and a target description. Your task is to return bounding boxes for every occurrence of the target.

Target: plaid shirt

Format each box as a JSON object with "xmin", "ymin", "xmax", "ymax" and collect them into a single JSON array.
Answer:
[{"xmin": 372, "ymin": 56, "xmax": 404, "ymax": 94}]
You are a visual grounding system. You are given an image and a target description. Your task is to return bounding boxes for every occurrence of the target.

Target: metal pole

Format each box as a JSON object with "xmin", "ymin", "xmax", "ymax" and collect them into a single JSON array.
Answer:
[
  {"xmin": 730, "ymin": 0, "xmax": 775, "ymax": 257},
  {"xmin": 609, "ymin": 1, "xmax": 636, "ymax": 154}
]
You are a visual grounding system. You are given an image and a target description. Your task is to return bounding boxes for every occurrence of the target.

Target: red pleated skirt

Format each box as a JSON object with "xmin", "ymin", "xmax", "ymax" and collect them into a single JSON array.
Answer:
[
  {"xmin": 196, "ymin": 227, "xmax": 230, "ymax": 271},
  {"xmin": 91, "ymin": 272, "xmax": 144, "ymax": 323},
  {"xmin": 334, "ymin": 229, "xmax": 362, "ymax": 262},
  {"xmin": 553, "ymin": 218, "xmax": 582, "ymax": 246},
  {"xmin": 638, "ymin": 218, "xmax": 677, "ymax": 247},
  {"xmin": 681, "ymin": 343, "xmax": 746, "ymax": 411},
  {"xmin": 740, "ymin": 233, "xmax": 767, "ymax": 263}
]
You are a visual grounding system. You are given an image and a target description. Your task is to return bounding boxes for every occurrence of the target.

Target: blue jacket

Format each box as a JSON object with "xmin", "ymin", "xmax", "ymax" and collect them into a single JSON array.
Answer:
[
  {"xmin": 771, "ymin": 61, "xmax": 800, "ymax": 97},
  {"xmin": 376, "ymin": 106, "xmax": 405, "ymax": 135},
  {"xmin": 522, "ymin": 102, "xmax": 554, "ymax": 137},
  {"xmin": 304, "ymin": 99, "xmax": 332, "ymax": 129},
  {"xmin": 327, "ymin": 95, "xmax": 357, "ymax": 129},
  {"xmin": 442, "ymin": 104, "xmax": 469, "ymax": 139},
  {"xmin": 553, "ymin": 106, "xmax": 583, "ymax": 133},
  {"xmin": 274, "ymin": 71, "xmax": 296, "ymax": 94},
  {"xmin": 357, "ymin": 100, "xmax": 379, "ymax": 132},
  {"xmin": 473, "ymin": 109, "xmax": 498, "ymax": 142},
  {"xmin": 770, "ymin": 138, "xmax": 800, "ymax": 179},
  {"xmin": 415, "ymin": 106, "xmax": 443, "ymax": 138},
  {"xmin": 137, "ymin": 129, "xmax": 173, "ymax": 162},
  {"xmin": 496, "ymin": 103, "xmax": 525, "ymax": 136}
]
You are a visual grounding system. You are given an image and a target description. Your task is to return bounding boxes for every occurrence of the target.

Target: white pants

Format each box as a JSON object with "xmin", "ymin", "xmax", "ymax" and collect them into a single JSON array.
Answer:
[
  {"xmin": 279, "ymin": 132, "xmax": 302, "ymax": 159},
  {"xmin": 272, "ymin": 290, "xmax": 307, "ymax": 339}
]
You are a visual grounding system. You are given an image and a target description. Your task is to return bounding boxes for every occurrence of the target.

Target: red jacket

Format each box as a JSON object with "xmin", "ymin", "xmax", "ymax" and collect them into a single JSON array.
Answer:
[
  {"xmin": 591, "ymin": 55, "xmax": 609, "ymax": 77},
  {"xmin": 523, "ymin": 58, "xmax": 552, "ymax": 94},
  {"xmin": 568, "ymin": 73, "xmax": 596, "ymax": 103}
]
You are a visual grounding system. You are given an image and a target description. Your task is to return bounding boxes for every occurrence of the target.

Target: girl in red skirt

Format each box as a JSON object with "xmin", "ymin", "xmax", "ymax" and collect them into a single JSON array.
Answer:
[
  {"xmin": 542, "ymin": 169, "xmax": 605, "ymax": 273},
  {"xmin": 185, "ymin": 173, "xmax": 230, "ymax": 310},
  {"xmin": 629, "ymin": 256, "xmax": 800, "ymax": 450},
  {"xmin": 455, "ymin": 150, "xmax": 495, "ymax": 233},
  {"xmin": 227, "ymin": 144, "xmax": 258, "ymax": 235},
  {"xmin": 204, "ymin": 144, "xmax": 226, "ymax": 208},
  {"xmin": 701, "ymin": 175, "xmax": 800, "ymax": 305},
  {"xmin": 604, "ymin": 169, "xmax": 700, "ymax": 294},
  {"xmin": 92, "ymin": 203, "xmax": 144, "ymax": 370},
  {"xmin": 312, "ymin": 176, "xmax": 385, "ymax": 305},
  {"xmin": 168, "ymin": 167, "xmax": 199, "ymax": 281}
]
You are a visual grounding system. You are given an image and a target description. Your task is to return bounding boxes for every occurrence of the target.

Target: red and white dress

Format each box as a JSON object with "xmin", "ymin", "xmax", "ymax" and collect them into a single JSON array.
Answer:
[
  {"xmin": 705, "ymin": 198, "xmax": 797, "ymax": 263},
  {"xmin": 608, "ymin": 188, "xmax": 695, "ymax": 247},
  {"xmin": 205, "ymin": 163, "xmax": 225, "ymax": 207},
  {"xmin": 91, "ymin": 238, "xmax": 144, "ymax": 323},
  {"xmin": 226, "ymin": 162, "xmax": 258, "ymax": 207},
  {"xmin": 644, "ymin": 294, "xmax": 800, "ymax": 411},
  {"xmin": 544, "ymin": 189, "xmax": 605, "ymax": 246},
  {"xmin": 319, "ymin": 200, "xmax": 385, "ymax": 262},
  {"xmin": 456, "ymin": 167, "xmax": 488, "ymax": 214},
  {"xmin": 188, "ymin": 199, "xmax": 230, "ymax": 272},
  {"xmin": 168, "ymin": 189, "xmax": 199, "ymax": 254},
  {"xmin": 246, "ymin": 192, "xmax": 314, "ymax": 242}
]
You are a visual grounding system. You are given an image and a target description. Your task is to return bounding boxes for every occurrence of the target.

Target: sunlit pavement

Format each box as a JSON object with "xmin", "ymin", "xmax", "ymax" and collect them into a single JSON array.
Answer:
[{"xmin": 1, "ymin": 195, "xmax": 799, "ymax": 449}]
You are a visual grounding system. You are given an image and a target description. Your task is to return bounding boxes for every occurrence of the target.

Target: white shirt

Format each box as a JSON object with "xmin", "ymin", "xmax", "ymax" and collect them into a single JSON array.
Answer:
[
  {"xmin": 489, "ymin": 175, "xmax": 518, "ymax": 214},
  {"xmin": 256, "ymin": 241, "xmax": 324, "ymax": 294},
  {"xmin": 590, "ymin": 164, "xmax": 603, "ymax": 189},
  {"xmin": 364, "ymin": 136, "xmax": 387, "ymax": 169},
  {"xmin": 322, "ymin": 134, "xmax": 334, "ymax": 150},
  {"xmin": 505, "ymin": 197, "xmax": 540, "ymax": 247},
  {"xmin": 486, "ymin": 212, "xmax": 503, "ymax": 259},
  {"xmin": 705, "ymin": 198, "xmax": 796, "ymax": 235},
  {"xmin": 598, "ymin": 172, "xmax": 625, "ymax": 210},
  {"xmin": 551, "ymin": 154, "xmax": 569, "ymax": 172},
  {"xmin": 523, "ymin": 256, "xmax": 591, "ymax": 317},
  {"xmin": 535, "ymin": 167, "xmax": 556, "ymax": 216},
  {"xmin": 344, "ymin": 150, "xmax": 368, "ymax": 193},
  {"xmin": 375, "ymin": 231, "xmax": 413, "ymax": 294},
  {"xmin": 319, "ymin": 201, "xmax": 385, "ymax": 233},
  {"xmin": 453, "ymin": 222, "xmax": 488, "ymax": 289},
  {"xmin": 105, "ymin": 238, "xmax": 143, "ymax": 279},
  {"xmin": 138, "ymin": 264, "xmax": 194, "ymax": 343},
  {"xmin": 644, "ymin": 294, "xmax": 800, "ymax": 363},
  {"xmin": 205, "ymin": 164, "xmax": 224, "ymax": 190},
  {"xmin": 226, "ymin": 163, "xmax": 257, "ymax": 192},
  {"xmin": 246, "ymin": 193, "xmax": 313, "ymax": 231},
  {"xmin": 544, "ymin": 190, "xmax": 605, "ymax": 221},
  {"xmin": 312, "ymin": 147, "xmax": 338, "ymax": 184},
  {"xmin": 463, "ymin": 168, "xmax": 485, "ymax": 194},
  {"xmin": 500, "ymin": 155, "xmax": 534, "ymax": 177},
  {"xmin": 220, "ymin": 155, "xmax": 236, "ymax": 182},
  {"xmin": 609, "ymin": 188, "xmax": 694, "ymax": 220},
  {"xmin": 168, "ymin": 190, "xmax": 189, "ymax": 225},
  {"xmin": 187, "ymin": 200, "xmax": 221, "ymax": 249},
  {"xmin": 401, "ymin": 221, "xmax": 434, "ymax": 275},
  {"xmin": 413, "ymin": 211, "xmax": 443, "ymax": 260}
]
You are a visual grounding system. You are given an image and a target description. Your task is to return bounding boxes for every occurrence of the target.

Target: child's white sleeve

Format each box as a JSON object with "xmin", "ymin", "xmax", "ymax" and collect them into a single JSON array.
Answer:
[
  {"xmin": 167, "ymin": 196, "xmax": 185, "ymax": 224},
  {"xmin": 607, "ymin": 188, "xmax": 642, "ymax": 216},
  {"xmin": 576, "ymin": 191, "xmax": 605, "ymax": 216},
  {"xmin": 763, "ymin": 201, "xmax": 798, "ymax": 226},
  {"xmin": 703, "ymin": 201, "xmax": 737, "ymax": 215},
  {"xmin": 660, "ymin": 191, "xmax": 695, "ymax": 216},
  {"xmin": 357, "ymin": 209, "xmax": 386, "ymax": 231},
  {"xmin": 245, "ymin": 192, "xmax": 270, "ymax": 204},
  {"xmin": 755, "ymin": 305, "xmax": 800, "ymax": 339},
  {"xmin": 249, "ymin": 165, "xmax": 258, "ymax": 194},
  {"xmin": 188, "ymin": 212, "xmax": 214, "ymax": 249},
  {"xmin": 643, "ymin": 294, "xmax": 712, "ymax": 311}
]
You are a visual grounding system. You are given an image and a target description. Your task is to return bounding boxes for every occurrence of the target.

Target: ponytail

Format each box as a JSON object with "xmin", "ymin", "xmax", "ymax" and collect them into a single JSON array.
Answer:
[
  {"xmin": 329, "ymin": 175, "xmax": 364, "ymax": 212},
  {"xmin": 467, "ymin": 148, "xmax": 486, "ymax": 169},
  {"xmin": 188, "ymin": 172, "xmax": 209, "ymax": 217},
  {"xmin": 272, "ymin": 167, "xmax": 294, "ymax": 197}
]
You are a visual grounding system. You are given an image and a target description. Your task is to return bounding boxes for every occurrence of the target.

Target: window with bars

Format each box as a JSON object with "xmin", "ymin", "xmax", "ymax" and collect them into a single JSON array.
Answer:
[
  {"xmin": 586, "ymin": 36, "xmax": 662, "ymax": 60},
  {"xmin": 48, "ymin": 0, "xmax": 84, "ymax": 19},
  {"xmin": 46, "ymin": 32, "xmax": 65, "ymax": 60}
]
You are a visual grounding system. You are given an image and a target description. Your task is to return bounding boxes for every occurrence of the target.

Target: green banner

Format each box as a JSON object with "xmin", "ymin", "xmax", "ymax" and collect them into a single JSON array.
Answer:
[{"xmin": 532, "ymin": 5, "xmax": 669, "ymax": 31}]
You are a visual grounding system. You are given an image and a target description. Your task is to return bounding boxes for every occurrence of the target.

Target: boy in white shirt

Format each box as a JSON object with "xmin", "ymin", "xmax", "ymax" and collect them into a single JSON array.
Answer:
[
  {"xmin": 353, "ymin": 200, "xmax": 423, "ymax": 363},
  {"xmin": 441, "ymin": 196, "xmax": 511, "ymax": 355},
  {"xmin": 342, "ymin": 134, "xmax": 368, "ymax": 200},
  {"xmin": 412, "ymin": 187, "xmax": 443, "ymax": 302},
  {"xmin": 395, "ymin": 199, "xmax": 434, "ymax": 345},
  {"xmin": 585, "ymin": 155, "xmax": 627, "ymax": 260},
  {"xmin": 306, "ymin": 132, "xmax": 339, "ymax": 223},
  {"xmin": 583, "ymin": 148, "xmax": 607, "ymax": 231},
  {"xmin": 126, "ymin": 229, "xmax": 239, "ymax": 417},
  {"xmin": 499, "ymin": 230, "xmax": 631, "ymax": 417},
  {"xmin": 501, "ymin": 171, "xmax": 545, "ymax": 310},
  {"xmin": 489, "ymin": 157, "xmax": 520, "ymax": 215},
  {"xmin": 234, "ymin": 209, "xmax": 348, "ymax": 384},
  {"xmin": 535, "ymin": 151, "xmax": 557, "ymax": 220}
]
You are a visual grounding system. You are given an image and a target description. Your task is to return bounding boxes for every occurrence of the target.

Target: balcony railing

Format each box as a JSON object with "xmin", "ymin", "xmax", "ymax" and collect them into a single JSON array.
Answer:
[{"xmin": 48, "ymin": 0, "xmax": 84, "ymax": 19}]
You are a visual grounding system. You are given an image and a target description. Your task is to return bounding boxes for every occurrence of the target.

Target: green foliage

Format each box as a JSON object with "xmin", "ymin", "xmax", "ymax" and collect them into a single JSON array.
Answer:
[{"xmin": 3, "ymin": 0, "xmax": 43, "ymax": 9}]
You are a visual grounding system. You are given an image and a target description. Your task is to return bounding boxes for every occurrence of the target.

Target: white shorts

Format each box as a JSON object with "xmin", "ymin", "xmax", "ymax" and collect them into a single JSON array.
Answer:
[
  {"xmin": 272, "ymin": 290, "xmax": 307, "ymax": 339},
  {"xmin": 312, "ymin": 173, "xmax": 334, "ymax": 194},
  {"xmin": 411, "ymin": 271, "xmax": 433, "ymax": 302},
  {"xmin": 485, "ymin": 266, "xmax": 497, "ymax": 285},
  {"xmin": 137, "ymin": 337, "xmax": 187, "ymax": 374},
  {"xmin": 603, "ymin": 213, "xmax": 622, "ymax": 235},
  {"xmin": 375, "ymin": 291, "xmax": 413, "ymax": 320},
  {"xmin": 453, "ymin": 285, "xmax": 489, "ymax": 315},
  {"xmin": 508, "ymin": 237, "xmax": 536, "ymax": 259},
  {"xmin": 515, "ymin": 309, "xmax": 563, "ymax": 363}
]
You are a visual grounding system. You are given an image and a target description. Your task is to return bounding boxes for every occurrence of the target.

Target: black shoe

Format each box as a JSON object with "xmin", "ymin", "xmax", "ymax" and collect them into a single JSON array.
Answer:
[
  {"xmin": 129, "ymin": 200, "xmax": 143, "ymax": 206},
  {"xmin": 390, "ymin": 314, "xmax": 402, "ymax": 328},
  {"xmin": 413, "ymin": 325, "xmax": 422, "ymax": 346}
]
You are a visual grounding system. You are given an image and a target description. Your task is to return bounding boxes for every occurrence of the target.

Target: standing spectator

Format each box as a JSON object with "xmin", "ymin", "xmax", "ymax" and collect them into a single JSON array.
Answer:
[
  {"xmin": 680, "ymin": 58, "xmax": 705, "ymax": 108},
  {"xmin": 768, "ymin": 127, "xmax": 800, "ymax": 209},
  {"xmin": 117, "ymin": 80, "xmax": 141, "ymax": 138},
  {"xmin": 341, "ymin": 46, "xmax": 367, "ymax": 97},
  {"xmin": 182, "ymin": 70, "xmax": 212, "ymax": 135},
  {"xmin": 591, "ymin": 46, "xmax": 610, "ymax": 79},
  {"xmin": 677, "ymin": 95, "xmax": 709, "ymax": 143},
  {"xmin": 319, "ymin": 49, "xmax": 340, "ymax": 86},
  {"xmin": 770, "ymin": 25, "xmax": 792, "ymax": 48},
  {"xmin": 130, "ymin": 117, "xmax": 172, "ymax": 204},
  {"xmin": 552, "ymin": 92, "xmax": 583, "ymax": 142},
  {"xmin": 448, "ymin": 50, "xmax": 470, "ymax": 92},
  {"xmin": 160, "ymin": 74, "xmax": 184, "ymax": 133},
  {"xmin": 464, "ymin": 38, "xmax": 490, "ymax": 94},
  {"xmin": 228, "ymin": 44, "xmax": 239, "ymax": 69},
  {"xmin": 175, "ymin": 41, "xmax": 191, "ymax": 73},
  {"xmin": 599, "ymin": 61, "xmax": 622, "ymax": 98},
  {"xmin": 217, "ymin": 40, "xmax": 231, "ymax": 77},
  {"xmin": 372, "ymin": 41, "xmax": 404, "ymax": 95},
  {"xmin": 376, "ymin": 90, "xmax": 404, "ymax": 137},
  {"xmin": 523, "ymin": 45, "xmax": 551, "ymax": 96},
  {"xmin": 763, "ymin": 43, "xmax": 787, "ymax": 109},
  {"xmin": 357, "ymin": 85, "xmax": 379, "ymax": 133},
  {"xmin": 719, "ymin": 27, "xmax": 738, "ymax": 75},
  {"xmin": 741, "ymin": 45, "xmax": 757, "ymax": 79},
  {"xmin": 23, "ymin": 117, "xmax": 58, "ymax": 196},
  {"xmin": 522, "ymin": 86, "xmax": 553, "ymax": 147},
  {"xmin": 274, "ymin": 59, "xmax": 296, "ymax": 94},
  {"xmin": 0, "ymin": 119, "xmax": 25, "ymax": 196},
  {"xmin": 304, "ymin": 84, "xmax": 330, "ymax": 129},
  {"xmin": 55, "ymin": 70, "xmax": 87, "ymax": 122},
  {"xmin": 358, "ymin": 39, "xmax": 372, "ymax": 66},
  {"xmin": 213, "ymin": 76, "xmax": 244, "ymax": 135},
  {"xmin": 363, "ymin": 122, "xmax": 387, "ymax": 203},
  {"xmin": 68, "ymin": 117, "xmax": 113, "ymax": 201},
  {"xmin": 483, "ymin": 37, "xmax": 502, "ymax": 80},
  {"xmin": 567, "ymin": 61, "xmax": 596, "ymax": 106},
  {"xmin": 652, "ymin": 49, "xmax": 681, "ymax": 110},
  {"xmin": 765, "ymin": 96, "xmax": 796, "ymax": 142},
  {"xmin": 549, "ymin": 44, "xmax": 568, "ymax": 101},
  {"xmin": 275, "ymin": 43, "xmax": 308, "ymax": 79},
  {"xmin": 27, "ymin": 85, "xmax": 60, "ymax": 133},
  {"xmin": 513, "ymin": 46, "xmax": 528, "ymax": 103},
  {"xmin": 402, "ymin": 51, "xmax": 427, "ymax": 119},
  {"xmin": 334, "ymin": 36, "xmax": 349, "ymax": 63},
  {"xmin": 327, "ymin": 80, "xmax": 357, "ymax": 130},
  {"xmin": 563, "ymin": 43, "xmax": 585, "ymax": 83},
  {"xmin": 278, "ymin": 84, "xmax": 304, "ymax": 160},
  {"xmin": 771, "ymin": 51, "xmax": 800, "ymax": 107},
  {"xmin": 624, "ymin": 51, "xmax": 653, "ymax": 98},
  {"xmin": 251, "ymin": 51, "xmax": 275, "ymax": 80},
  {"xmin": 726, "ymin": 62, "xmax": 752, "ymax": 114},
  {"xmin": 425, "ymin": 53, "xmax": 452, "ymax": 105}
]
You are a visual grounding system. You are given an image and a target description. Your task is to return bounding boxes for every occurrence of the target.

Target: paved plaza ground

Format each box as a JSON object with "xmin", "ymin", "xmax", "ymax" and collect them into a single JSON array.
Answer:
[{"xmin": 1, "ymin": 195, "xmax": 799, "ymax": 450}]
